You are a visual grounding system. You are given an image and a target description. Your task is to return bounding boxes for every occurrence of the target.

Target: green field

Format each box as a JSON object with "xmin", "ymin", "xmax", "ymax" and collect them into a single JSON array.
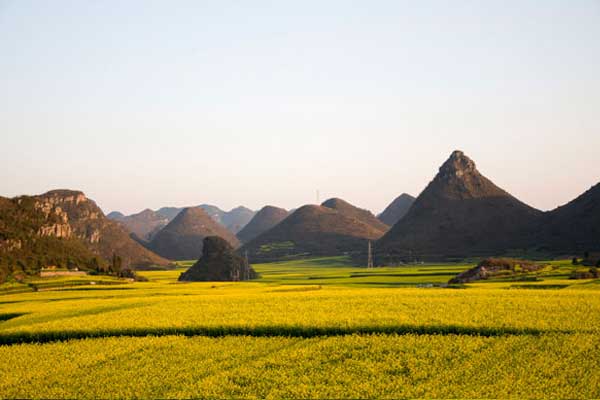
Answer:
[{"xmin": 1, "ymin": 257, "xmax": 599, "ymax": 398}]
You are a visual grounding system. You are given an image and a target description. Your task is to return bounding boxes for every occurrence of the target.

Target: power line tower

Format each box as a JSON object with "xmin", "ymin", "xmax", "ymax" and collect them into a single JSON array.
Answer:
[{"xmin": 367, "ymin": 240, "xmax": 374, "ymax": 269}]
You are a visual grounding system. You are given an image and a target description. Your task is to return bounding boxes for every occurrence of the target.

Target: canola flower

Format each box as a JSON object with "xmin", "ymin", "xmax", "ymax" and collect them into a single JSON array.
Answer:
[{"xmin": 1, "ymin": 260, "xmax": 599, "ymax": 398}]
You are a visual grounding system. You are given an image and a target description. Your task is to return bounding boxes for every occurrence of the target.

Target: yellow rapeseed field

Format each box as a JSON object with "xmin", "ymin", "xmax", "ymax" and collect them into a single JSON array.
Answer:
[{"xmin": 1, "ymin": 259, "xmax": 599, "ymax": 398}]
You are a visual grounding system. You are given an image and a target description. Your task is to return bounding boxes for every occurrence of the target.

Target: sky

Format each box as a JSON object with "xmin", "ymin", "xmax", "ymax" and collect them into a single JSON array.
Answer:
[{"xmin": 1, "ymin": 0, "xmax": 599, "ymax": 215}]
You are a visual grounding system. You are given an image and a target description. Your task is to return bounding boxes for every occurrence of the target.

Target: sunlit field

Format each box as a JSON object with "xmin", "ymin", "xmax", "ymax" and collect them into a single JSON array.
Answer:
[{"xmin": 1, "ymin": 257, "xmax": 599, "ymax": 398}]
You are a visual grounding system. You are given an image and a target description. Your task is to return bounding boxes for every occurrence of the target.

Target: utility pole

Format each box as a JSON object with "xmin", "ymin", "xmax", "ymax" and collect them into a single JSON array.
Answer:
[{"xmin": 367, "ymin": 240, "xmax": 373, "ymax": 269}]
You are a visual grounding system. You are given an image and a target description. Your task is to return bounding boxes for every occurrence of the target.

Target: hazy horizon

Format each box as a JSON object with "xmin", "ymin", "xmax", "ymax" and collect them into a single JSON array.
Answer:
[{"xmin": 2, "ymin": 1, "xmax": 599, "ymax": 215}]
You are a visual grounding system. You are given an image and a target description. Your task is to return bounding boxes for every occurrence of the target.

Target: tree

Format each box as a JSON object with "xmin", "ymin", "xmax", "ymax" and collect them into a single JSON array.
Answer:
[
  {"xmin": 111, "ymin": 253, "xmax": 122, "ymax": 274},
  {"xmin": 572, "ymin": 257, "xmax": 579, "ymax": 265},
  {"xmin": 66, "ymin": 257, "xmax": 77, "ymax": 270},
  {"xmin": 89, "ymin": 257, "xmax": 101, "ymax": 272}
]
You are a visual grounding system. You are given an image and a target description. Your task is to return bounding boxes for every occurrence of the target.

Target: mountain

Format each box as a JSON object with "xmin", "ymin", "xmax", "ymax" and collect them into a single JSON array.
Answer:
[
  {"xmin": 148, "ymin": 207, "xmax": 240, "ymax": 260},
  {"xmin": 376, "ymin": 151, "xmax": 543, "ymax": 261},
  {"xmin": 240, "ymin": 200, "xmax": 388, "ymax": 262},
  {"xmin": 320, "ymin": 198, "xmax": 389, "ymax": 232},
  {"xmin": 1, "ymin": 194, "xmax": 101, "ymax": 282},
  {"xmin": 156, "ymin": 207, "xmax": 183, "ymax": 221},
  {"xmin": 34, "ymin": 191, "xmax": 171, "ymax": 267},
  {"xmin": 198, "ymin": 204, "xmax": 226, "ymax": 223},
  {"xmin": 538, "ymin": 182, "xmax": 600, "ymax": 254},
  {"xmin": 222, "ymin": 206, "xmax": 256, "ymax": 234},
  {"xmin": 0, "ymin": 190, "xmax": 171, "ymax": 279},
  {"xmin": 378, "ymin": 193, "xmax": 415, "ymax": 226},
  {"xmin": 236, "ymin": 206, "xmax": 289, "ymax": 243},
  {"xmin": 179, "ymin": 236, "xmax": 258, "ymax": 281},
  {"xmin": 198, "ymin": 204, "xmax": 256, "ymax": 233},
  {"xmin": 107, "ymin": 211, "xmax": 125, "ymax": 220},
  {"xmin": 107, "ymin": 209, "xmax": 169, "ymax": 242}
]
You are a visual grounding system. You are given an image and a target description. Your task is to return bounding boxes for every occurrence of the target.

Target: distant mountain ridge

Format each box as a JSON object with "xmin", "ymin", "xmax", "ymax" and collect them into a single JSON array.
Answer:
[
  {"xmin": 109, "ymin": 204, "xmax": 256, "ymax": 236},
  {"xmin": 378, "ymin": 193, "xmax": 415, "ymax": 226},
  {"xmin": 148, "ymin": 207, "xmax": 240, "ymax": 261},
  {"xmin": 236, "ymin": 206, "xmax": 289, "ymax": 243},
  {"xmin": 240, "ymin": 199, "xmax": 388, "ymax": 262},
  {"xmin": 109, "ymin": 209, "xmax": 170, "ymax": 242}
]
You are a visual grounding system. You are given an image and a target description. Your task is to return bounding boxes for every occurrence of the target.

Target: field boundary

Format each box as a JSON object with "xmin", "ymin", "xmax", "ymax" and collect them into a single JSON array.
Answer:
[{"xmin": 0, "ymin": 324, "xmax": 575, "ymax": 345}]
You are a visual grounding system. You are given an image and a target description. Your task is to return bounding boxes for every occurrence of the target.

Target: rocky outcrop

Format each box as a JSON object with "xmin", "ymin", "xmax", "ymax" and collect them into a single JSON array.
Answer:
[
  {"xmin": 37, "ymin": 223, "xmax": 72, "ymax": 238},
  {"xmin": 179, "ymin": 236, "xmax": 257, "ymax": 281},
  {"xmin": 0, "ymin": 190, "xmax": 171, "ymax": 270},
  {"xmin": 449, "ymin": 258, "xmax": 545, "ymax": 283}
]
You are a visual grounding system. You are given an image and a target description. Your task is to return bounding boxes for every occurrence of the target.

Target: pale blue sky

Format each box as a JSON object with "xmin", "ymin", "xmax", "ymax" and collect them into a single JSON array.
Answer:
[{"xmin": 1, "ymin": 0, "xmax": 599, "ymax": 215}]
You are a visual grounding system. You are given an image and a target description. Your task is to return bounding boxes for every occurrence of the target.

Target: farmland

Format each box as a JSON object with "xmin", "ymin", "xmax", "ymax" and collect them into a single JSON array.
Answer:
[{"xmin": 1, "ymin": 258, "xmax": 600, "ymax": 398}]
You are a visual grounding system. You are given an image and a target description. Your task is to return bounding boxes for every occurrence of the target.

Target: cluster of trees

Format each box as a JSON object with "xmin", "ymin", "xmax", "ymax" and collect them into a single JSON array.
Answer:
[
  {"xmin": 0, "ymin": 253, "xmax": 101, "ymax": 283},
  {"xmin": 570, "ymin": 267, "xmax": 599, "ymax": 280},
  {"xmin": 0, "ymin": 252, "xmax": 146, "ymax": 284},
  {"xmin": 90, "ymin": 254, "xmax": 147, "ymax": 281},
  {"xmin": 571, "ymin": 251, "xmax": 600, "ymax": 267}
]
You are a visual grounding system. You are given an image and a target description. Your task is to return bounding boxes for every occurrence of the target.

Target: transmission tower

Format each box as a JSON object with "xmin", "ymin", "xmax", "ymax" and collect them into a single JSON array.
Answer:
[{"xmin": 367, "ymin": 240, "xmax": 374, "ymax": 269}]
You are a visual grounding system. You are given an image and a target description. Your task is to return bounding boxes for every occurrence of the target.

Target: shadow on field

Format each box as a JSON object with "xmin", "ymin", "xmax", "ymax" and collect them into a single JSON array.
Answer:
[
  {"xmin": 0, "ymin": 313, "xmax": 27, "ymax": 322},
  {"xmin": 0, "ymin": 324, "xmax": 574, "ymax": 345}
]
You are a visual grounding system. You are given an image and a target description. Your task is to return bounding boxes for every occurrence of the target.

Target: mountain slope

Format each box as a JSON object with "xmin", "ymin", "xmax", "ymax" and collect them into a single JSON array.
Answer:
[
  {"xmin": 240, "ymin": 202, "xmax": 387, "ymax": 262},
  {"xmin": 155, "ymin": 207, "xmax": 183, "ymax": 221},
  {"xmin": 107, "ymin": 211, "xmax": 125, "ymax": 220},
  {"xmin": 236, "ymin": 206, "xmax": 289, "ymax": 243},
  {"xmin": 378, "ymin": 193, "xmax": 415, "ymax": 226},
  {"xmin": 35, "ymin": 190, "xmax": 172, "ymax": 267},
  {"xmin": 321, "ymin": 198, "xmax": 389, "ymax": 232},
  {"xmin": 377, "ymin": 151, "xmax": 543, "ymax": 261},
  {"xmin": 149, "ymin": 207, "xmax": 240, "ymax": 260},
  {"xmin": 222, "ymin": 206, "xmax": 256, "ymax": 234},
  {"xmin": 538, "ymin": 182, "xmax": 600, "ymax": 253},
  {"xmin": 0, "ymin": 190, "xmax": 171, "ymax": 276},
  {"xmin": 107, "ymin": 209, "xmax": 170, "ymax": 241}
]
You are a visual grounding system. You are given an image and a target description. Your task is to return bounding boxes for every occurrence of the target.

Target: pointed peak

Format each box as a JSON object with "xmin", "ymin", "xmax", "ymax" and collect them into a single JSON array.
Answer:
[{"xmin": 439, "ymin": 150, "xmax": 477, "ymax": 177}]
